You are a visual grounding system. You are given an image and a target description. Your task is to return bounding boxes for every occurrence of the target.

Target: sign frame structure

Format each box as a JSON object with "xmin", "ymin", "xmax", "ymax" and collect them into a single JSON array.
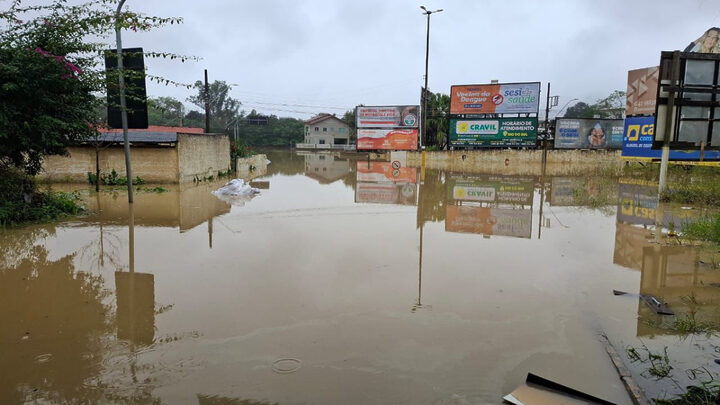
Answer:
[
  {"xmin": 450, "ymin": 82, "xmax": 541, "ymax": 116},
  {"xmin": 653, "ymin": 51, "xmax": 720, "ymax": 150},
  {"xmin": 356, "ymin": 105, "xmax": 421, "ymax": 151},
  {"xmin": 554, "ymin": 118, "xmax": 625, "ymax": 150}
]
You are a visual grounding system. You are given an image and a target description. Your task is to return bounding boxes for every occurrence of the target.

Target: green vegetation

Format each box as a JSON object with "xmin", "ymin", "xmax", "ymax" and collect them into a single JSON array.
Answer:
[
  {"xmin": 563, "ymin": 90, "xmax": 626, "ymax": 119},
  {"xmin": 655, "ymin": 383, "xmax": 720, "ymax": 404},
  {"xmin": 87, "ymin": 169, "xmax": 145, "ymax": 186},
  {"xmin": 682, "ymin": 214, "xmax": 720, "ymax": 244},
  {"xmin": 0, "ymin": 169, "xmax": 83, "ymax": 227},
  {"xmin": 622, "ymin": 163, "xmax": 720, "ymax": 206}
]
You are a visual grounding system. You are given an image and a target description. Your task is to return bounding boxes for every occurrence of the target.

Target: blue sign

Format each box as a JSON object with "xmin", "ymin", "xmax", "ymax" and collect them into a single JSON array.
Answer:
[{"xmin": 622, "ymin": 116, "xmax": 720, "ymax": 160}]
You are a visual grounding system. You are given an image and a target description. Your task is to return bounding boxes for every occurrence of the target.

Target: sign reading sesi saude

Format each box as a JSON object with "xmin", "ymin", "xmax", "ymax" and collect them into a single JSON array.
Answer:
[{"xmin": 450, "ymin": 82, "xmax": 541, "ymax": 115}]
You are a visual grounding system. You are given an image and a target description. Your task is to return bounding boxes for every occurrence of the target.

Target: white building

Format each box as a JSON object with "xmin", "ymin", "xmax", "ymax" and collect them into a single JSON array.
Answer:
[{"xmin": 298, "ymin": 114, "xmax": 353, "ymax": 149}]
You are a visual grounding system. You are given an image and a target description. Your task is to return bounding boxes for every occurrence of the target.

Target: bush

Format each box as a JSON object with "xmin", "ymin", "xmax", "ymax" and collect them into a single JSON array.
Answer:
[
  {"xmin": 682, "ymin": 214, "xmax": 720, "ymax": 244},
  {"xmin": 87, "ymin": 169, "xmax": 145, "ymax": 186},
  {"xmin": 0, "ymin": 168, "xmax": 84, "ymax": 226}
]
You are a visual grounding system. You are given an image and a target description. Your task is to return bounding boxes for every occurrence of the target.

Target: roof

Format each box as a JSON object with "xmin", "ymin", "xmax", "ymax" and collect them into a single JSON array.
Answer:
[
  {"xmin": 305, "ymin": 114, "xmax": 348, "ymax": 127},
  {"xmin": 88, "ymin": 125, "xmax": 206, "ymax": 144}
]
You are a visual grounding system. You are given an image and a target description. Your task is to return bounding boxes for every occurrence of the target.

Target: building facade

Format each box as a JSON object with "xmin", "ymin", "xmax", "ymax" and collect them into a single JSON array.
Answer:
[{"xmin": 300, "ymin": 114, "xmax": 351, "ymax": 148}]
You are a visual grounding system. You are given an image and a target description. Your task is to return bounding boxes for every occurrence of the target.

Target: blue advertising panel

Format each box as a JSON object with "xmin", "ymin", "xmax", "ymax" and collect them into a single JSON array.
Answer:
[
  {"xmin": 622, "ymin": 116, "xmax": 720, "ymax": 160},
  {"xmin": 555, "ymin": 118, "xmax": 624, "ymax": 149}
]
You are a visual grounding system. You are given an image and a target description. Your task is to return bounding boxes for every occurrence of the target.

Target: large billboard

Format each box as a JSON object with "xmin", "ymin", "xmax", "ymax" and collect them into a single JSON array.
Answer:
[
  {"xmin": 555, "ymin": 118, "xmax": 624, "ymax": 149},
  {"xmin": 622, "ymin": 116, "xmax": 720, "ymax": 160},
  {"xmin": 356, "ymin": 106, "xmax": 420, "ymax": 128},
  {"xmin": 626, "ymin": 66, "xmax": 659, "ymax": 116},
  {"xmin": 446, "ymin": 176, "xmax": 534, "ymax": 205},
  {"xmin": 357, "ymin": 128, "xmax": 418, "ymax": 150},
  {"xmin": 449, "ymin": 118, "xmax": 538, "ymax": 147},
  {"xmin": 450, "ymin": 82, "xmax": 541, "ymax": 115},
  {"xmin": 355, "ymin": 162, "xmax": 417, "ymax": 205},
  {"xmin": 445, "ymin": 205, "xmax": 531, "ymax": 238}
]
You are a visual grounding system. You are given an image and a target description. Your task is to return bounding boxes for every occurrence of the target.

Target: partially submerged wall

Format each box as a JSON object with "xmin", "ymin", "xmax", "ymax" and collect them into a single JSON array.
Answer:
[
  {"xmin": 40, "ymin": 145, "xmax": 178, "ymax": 183},
  {"xmin": 236, "ymin": 154, "xmax": 268, "ymax": 179},
  {"xmin": 406, "ymin": 149, "xmax": 623, "ymax": 176},
  {"xmin": 177, "ymin": 133, "xmax": 231, "ymax": 183}
]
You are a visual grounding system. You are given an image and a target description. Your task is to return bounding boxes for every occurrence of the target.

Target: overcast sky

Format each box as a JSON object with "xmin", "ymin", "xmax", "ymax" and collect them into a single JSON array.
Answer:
[{"xmin": 95, "ymin": 0, "xmax": 720, "ymax": 118}]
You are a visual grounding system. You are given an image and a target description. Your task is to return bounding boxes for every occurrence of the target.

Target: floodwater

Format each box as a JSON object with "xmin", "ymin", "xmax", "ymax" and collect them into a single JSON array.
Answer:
[{"xmin": 1, "ymin": 150, "xmax": 719, "ymax": 404}]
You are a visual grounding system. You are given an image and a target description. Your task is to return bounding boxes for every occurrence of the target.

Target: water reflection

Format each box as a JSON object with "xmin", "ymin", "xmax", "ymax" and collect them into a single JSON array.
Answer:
[{"xmin": 355, "ymin": 161, "xmax": 418, "ymax": 205}]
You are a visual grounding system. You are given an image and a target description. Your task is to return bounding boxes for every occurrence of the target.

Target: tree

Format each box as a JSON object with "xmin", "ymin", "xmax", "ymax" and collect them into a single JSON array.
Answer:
[
  {"xmin": 0, "ymin": 0, "xmax": 187, "ymax": 175},
  {"xmin": 147, "ymin": 96, "xmax": 185, "ymax": 126},
  {"xmin": 563, "ymin": 90, "xmax": 627, "ymax": 119},
  {"xmin": 425, "ymin": 92, "xmax": 450, "ymax": 148},
  {"xmin": 342, "ymin": 109, "xmax": 357, "ymax": 141},
  {"xmin": 563, "ymin": 102, "xmax": 596, "ymax": 119},
  {"xmin": 187, "ymin": 80, "xmax": 241, "ymax": 132}
]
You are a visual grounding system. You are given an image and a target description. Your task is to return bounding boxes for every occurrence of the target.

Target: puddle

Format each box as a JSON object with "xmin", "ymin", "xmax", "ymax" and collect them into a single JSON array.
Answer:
[{"xmin": 0, "ymin": 150, "xmax": 717, "ymax": 404}]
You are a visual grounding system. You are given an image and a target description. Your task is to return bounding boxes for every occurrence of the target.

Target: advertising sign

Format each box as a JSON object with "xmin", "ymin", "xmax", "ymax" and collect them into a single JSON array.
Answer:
[
  {"xmin": 356, "ymin": 106, "xmax": 420, "ymax": 128},
  {"xmin": 622, "ymin": 116, "xmax": 720, "ymax": 160},
  {"xmin": 357, "ymin": 128, "xmax": 418, "ymax": 150},
  {"xmin": 626, "ymin": 66, "xmax": 659, "ymax": 116},
  {"xmin": 356, "ymin": 161, "xmax": 417, "ymax": 184},
  {"xmin": 446, "ymin": 176, "xmax": 534, "ymax": 205},
  {"xmin": 450, "ymin": 82, "xmax": 541, "ymax": 115},
  {"xmin": 445, "ymin": 205, "xmax": 531, "ymax": 238},
  {"xmin": 355, "ymin": 182, "xmax": 417, "ymax": 205},
  {"xmin": 449, "ymin": 118, "xmax": 538, "ymax": 147},
  {"xmin": 555, "ymin": 118, "xmax": 624, "ymax": 149}
]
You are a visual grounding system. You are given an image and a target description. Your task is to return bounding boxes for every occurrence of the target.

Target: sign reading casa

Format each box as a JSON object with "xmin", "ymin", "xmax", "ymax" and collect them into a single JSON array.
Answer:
[
  {"xmin": 450, "ymin": 118, "xmax": 538, "ymax": 147},
  {"xmin": 450, "ymin": 82, "xmax": 541, "ymax": 115}
]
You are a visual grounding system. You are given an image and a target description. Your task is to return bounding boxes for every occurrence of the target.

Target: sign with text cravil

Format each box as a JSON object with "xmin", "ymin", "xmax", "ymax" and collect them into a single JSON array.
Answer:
[
  {"xmin": 357, "ymin": 128, "xmax": 418, "ymax": 150},
  {"xmin": 450, "ymin": 118, "xmax": 538, "ymax": 147},
  {"xmin": 450, "ymin": 82, "xmax": 541, "ymax": 115},
  {"xmin": 555, "ymin": 118, "xmax": 624, "ymax": 149},
  {"xmin": 356, "ymin": 106, "xmax": 420, "ymax": 128}
]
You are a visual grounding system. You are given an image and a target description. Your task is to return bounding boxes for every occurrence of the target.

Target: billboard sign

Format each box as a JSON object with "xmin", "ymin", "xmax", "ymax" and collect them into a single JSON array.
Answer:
[
  {"xmin": 626, "ymin": 66, "xmax": 659, "ymax": 116},
  {"xmin": 446, "ymin": 176, "xmax": 534, "ymax": 205},
  {"xmin": 555, "ymin": 118, "xmax": 624, "ymax": 149},
  {"xmin": 356, "ymin": 106, "xmax": 420, "ymax": 128},
  {"xmin": 449, "ymin": 118, "xmax": 538, "ymax": 147},
  {"xmin": 356, "ymin": 161, "xmax": 417, "ymax": 184},
  {"xmin": 357, "ymin": 128, "xmax": 418, "ymax": 150},
  {"xmin": 622, "ymin": 116, "xmax": 720, "ymax": 160},
  {"xmin": 450, "ymin": 82, "xmax": 541, "ymax": 115},
  {"xmin": 445, "ymin": 205, "xmax": 531, "ymax": 238}
]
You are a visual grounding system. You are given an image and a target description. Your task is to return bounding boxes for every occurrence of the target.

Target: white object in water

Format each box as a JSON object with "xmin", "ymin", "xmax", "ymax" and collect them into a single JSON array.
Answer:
[{"xmin": 212, "ymin": 179, "xmax": 260, "ymax": 196}]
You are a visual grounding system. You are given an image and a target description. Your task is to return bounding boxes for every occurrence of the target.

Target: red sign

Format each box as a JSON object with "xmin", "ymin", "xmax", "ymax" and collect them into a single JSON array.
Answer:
[{"xmin": 357, "ymin": 129, "xmax": 418, "ymax": 150}]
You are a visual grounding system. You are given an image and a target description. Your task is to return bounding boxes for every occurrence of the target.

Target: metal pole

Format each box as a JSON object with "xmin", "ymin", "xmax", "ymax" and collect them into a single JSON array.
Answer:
[
  {"xmin": 422, "ymin": 12, "xmax": 430, "ymax": 148},
  {"xmin": 115, "ymin": 0, "xmax": 133, "ymax": 203},
  {"xmin": 543, "ymin": 82, "xmax": 550, "ymax": 168},
  {"xmin": 658, "ymin": 51, "xmax": 680, "ymax": 195},
  {"xmin": 204, "ymin": 69, "xmax": 210, "ymax": 133}
]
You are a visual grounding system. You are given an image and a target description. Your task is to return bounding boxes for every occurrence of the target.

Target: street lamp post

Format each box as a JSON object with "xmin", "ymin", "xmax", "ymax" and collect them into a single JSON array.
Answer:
[
  {"xmin": 115, "ymin": 0, "xmax": 133, "ymax": 203},
  {"xmin": 420, "ymin": 6, "xmax": 442, "ymax": 149},
  {"xmin": 555, "ymin": 98, "xmax": 579, "ymax": 119}
]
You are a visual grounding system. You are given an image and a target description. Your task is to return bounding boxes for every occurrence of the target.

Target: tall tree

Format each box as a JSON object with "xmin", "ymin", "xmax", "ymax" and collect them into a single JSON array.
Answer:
[
  {"xmin": 147, "ymin": 96, "xmax": 185, "ymax": 126},
  {"xmin": 425, "ymin": 92, "xmax": 450, "ymax": 148}
]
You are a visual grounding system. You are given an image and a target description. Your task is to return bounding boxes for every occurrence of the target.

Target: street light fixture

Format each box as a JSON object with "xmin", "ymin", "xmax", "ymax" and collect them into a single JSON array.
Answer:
[
  {"xmin": 420, "ymin": 6, "xmax": 443, "ymax": 149},
  {"xmin": 555, "ymin": 98, "xmax": 580, "ymax": 119}
]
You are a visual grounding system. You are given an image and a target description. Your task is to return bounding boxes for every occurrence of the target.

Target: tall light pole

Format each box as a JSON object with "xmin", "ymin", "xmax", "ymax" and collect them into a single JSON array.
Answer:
[
  {"xmin": 420, "ymin": 6, "xmax": 442, "ymax": 149},
  {"xmin": 555, "ymin": 98, "xmax": 579, "ymax": 119},
  {"xmin": 115, "ymin": 0, "xmax": 133, "ymax": 203}
]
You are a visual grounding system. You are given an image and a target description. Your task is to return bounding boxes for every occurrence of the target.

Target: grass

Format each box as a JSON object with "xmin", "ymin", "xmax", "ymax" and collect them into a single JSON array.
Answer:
[
  {"xmin": 654, "ymin": 382, "xmax": 720, "ymax": 404},
  {"xmin": 623, "ymin": 163, "xmax": 720, "ymax": 206},
  {"xmin": 1, "ymin": 168, "xmax": 85, "ymax": 227},
  {"xmin": 87, "ymin": 169, "xmax": 145, "ymax": 186},
  {"xmin": 682, "ymin": 214, "xmax": 720, "ymax": 244}
]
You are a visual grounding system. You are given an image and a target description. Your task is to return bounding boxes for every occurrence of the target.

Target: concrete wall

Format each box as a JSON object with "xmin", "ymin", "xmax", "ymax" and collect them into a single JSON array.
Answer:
[
  {"xmin": 41, "ymin": 145, "xmax": 178, "ymax": 183},
  {"xmin": 236, "ymin": 154, "xmax": 268, "ymax": 179},
  {"xmin": 177, "ymin": 133, "xmax": 231, "ymax": 183},
  {"xmin": 405, "ymin": 149, "xmax": 623, "ymax": 176}
]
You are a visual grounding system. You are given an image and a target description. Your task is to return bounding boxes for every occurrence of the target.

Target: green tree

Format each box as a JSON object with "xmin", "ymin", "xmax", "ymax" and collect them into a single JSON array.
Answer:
[
  {"xmin": 563, "ymin": 102, "xmax": 596, "ymax": 118},
  {"xmin": 425, "ymin": 92, "xmax": 450, "ymax": 148},
  {"xmin": 187, "ymin": 80, "xmax": 241, "ymax": 132},
  {"xmin": 147, "ymin": 96, "xmax": 185, "ymax": 126},
  {"xmin": 563, "ymin": 90, "xmax": 626, "ymax": 119},
  {"xmin": 235, "ymin": 112, "xmax": 305, "ymax": 147}
]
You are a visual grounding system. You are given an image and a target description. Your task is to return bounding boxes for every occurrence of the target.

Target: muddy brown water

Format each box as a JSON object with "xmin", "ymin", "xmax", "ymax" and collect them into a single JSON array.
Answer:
[{"xmin": 1, "ymin": 150, "xmax": 719, "ymax": 404}]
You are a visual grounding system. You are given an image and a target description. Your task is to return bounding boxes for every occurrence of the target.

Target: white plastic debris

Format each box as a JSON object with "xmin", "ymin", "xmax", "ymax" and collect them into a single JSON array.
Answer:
[
  {"xmin": 265, "ymin": 159, "xmax": 272, "ymax": 165},
  {"xmin": 213, "ymin": 179, "xmax": 260, "ymax": 196}
]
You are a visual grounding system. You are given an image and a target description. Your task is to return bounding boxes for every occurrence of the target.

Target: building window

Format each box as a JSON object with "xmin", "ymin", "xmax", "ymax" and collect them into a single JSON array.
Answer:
[
  {"xmin": 338, "ymin": 128, "xmax": 345, "ymax": 133},
  {"xmin": 315, "ymin": 127, "xmax": 319, "ymax": 132},
  {"xmin": 330, "ymin": 127, "xmax": 334, "ymax": 132},
  {"xmin": 319, "ymin": 139, "xmax": 325, "ymax": 144},
  {"xmin": 323, "ymin": 127, "xmax": 327, "ymax": 132}
]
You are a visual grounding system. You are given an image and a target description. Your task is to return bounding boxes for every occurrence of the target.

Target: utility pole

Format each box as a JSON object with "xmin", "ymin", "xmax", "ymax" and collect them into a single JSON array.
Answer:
[
  {"xmin": 543, "ymin": 82, "xmax": 551, "ymax": 168},
  {"xmin": 115, "ymin": 0, "xmax": 133, "ymax": 203},
  {"xmin": 204, "ymin": 69, "xmax": 210, "ymax": 133},
  {"xmin": 658, "ymin": 51, "xmax": 680, "ymax": 194},
  {"xmin": 420, "ymin": 6, "xmax": 443, "ymax": 149}
]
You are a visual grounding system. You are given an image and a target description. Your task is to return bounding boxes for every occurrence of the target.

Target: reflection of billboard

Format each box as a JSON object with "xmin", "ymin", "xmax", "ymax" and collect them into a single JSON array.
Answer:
[
  {"xmin": 445, "ymin": 205, "xmax": 531, "ymax": 238},
  {"xmin": 356, "ymin": 106, "xmax": 420, "ymax": 128},
  {"xmin": 555, "ymin": 118, "xmax": 624, "ymax": 149},
  {"xmin": 447, "ymin": 176, "xmax": 534, "ymax": 205},
  {"xmin": 355, "ymin": 182, "xmax": 417, "ymax": 205},
  {"xmin": 449, "ymin": 118, "xmax": 537, "ymax": 148},
  {"xmin": 549, "ymin": 177, "xmax": 580, "ymax": 206},
  {"xmin": 356, "ymin": 161, "xmax": 417, "ymax": 183},
  {"xmin": 357, "ymin": 129, "xmax": 418, "ymax": 150},
  {"xmin": 450, "ymin": 82, "xmax": 541, "ymax": 115},
  {"xmin": 626, "ymin": 66, "xmax": 659, "ymax": 116},
  {"xmin": 616, "ymin": 179, "xmax": 697, "ymax": 227},
  {"xmin": 622, "ymin": 116, "xmax": 720, "ymax": 160}
]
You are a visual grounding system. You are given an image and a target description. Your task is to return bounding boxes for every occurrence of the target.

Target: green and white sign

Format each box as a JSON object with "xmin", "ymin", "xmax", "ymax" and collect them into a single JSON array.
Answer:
[{"xmin": 450, "ymin": 118, "xmax": 538, "ymax": 147}]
